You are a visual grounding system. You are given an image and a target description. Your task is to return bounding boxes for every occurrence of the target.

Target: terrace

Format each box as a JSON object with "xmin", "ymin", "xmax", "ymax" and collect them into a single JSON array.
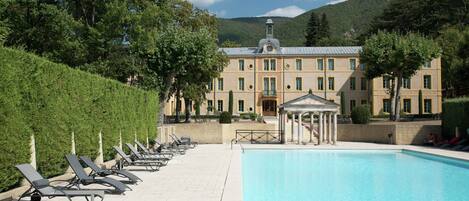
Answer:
[{"xmin": 21, "ymin": 143, "xmax": 469, "ymax": 201}]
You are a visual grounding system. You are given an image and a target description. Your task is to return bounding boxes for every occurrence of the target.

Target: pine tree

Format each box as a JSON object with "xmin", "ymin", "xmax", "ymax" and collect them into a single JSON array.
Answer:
[
  {"xmin": 304, "ymin": 12, "xmax": 321, "ymax": 46},
  {"xmin": 318, "ymin": 13, "xmax": 331, "ymax": 40}
]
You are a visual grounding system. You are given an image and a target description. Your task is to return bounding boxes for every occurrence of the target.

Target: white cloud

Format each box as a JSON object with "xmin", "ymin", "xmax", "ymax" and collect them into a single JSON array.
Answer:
[
  {"xmin": 259, "ymin": 5, "xmax": 306, "ymax": 18},
  {"xmin": 187, "ymin": 0, "xmax": 223, "ymax": 8},
  {"xmin": 212, "ymin": 10, "xmax": 227, "ymax": 17},
  {"xmin": 327, "ymin": 0, "xmax": 348, "ymax": 5}
]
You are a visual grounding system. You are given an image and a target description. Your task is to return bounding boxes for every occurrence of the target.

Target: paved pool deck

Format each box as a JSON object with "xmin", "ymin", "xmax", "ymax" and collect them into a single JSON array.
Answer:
[{"xmin": 39, "ymin": 142, "xmax": 469, "ymax": 201}]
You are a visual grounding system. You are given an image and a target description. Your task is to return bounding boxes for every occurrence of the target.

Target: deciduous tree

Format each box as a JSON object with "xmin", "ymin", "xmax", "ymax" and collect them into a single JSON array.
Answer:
[{"xmin": 360, "ymin": 31, "xmax": 441, "ymax": 121}]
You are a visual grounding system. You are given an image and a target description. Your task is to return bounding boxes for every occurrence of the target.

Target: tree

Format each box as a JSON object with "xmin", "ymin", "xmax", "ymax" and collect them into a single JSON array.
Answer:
[
  {"xmin": 2, "ymin": 1, "xmax": 87, "ymax": 66},
  {"xmin": 142, "ymin": 27, "xmax": 226, "ymax": 126},
  {"xmin": 304, "ymin": 12, "xmax": 321, "ymax": 46},
  {"xmin": 228, "ymin": 90, "xmax": 234, "ymax": 115},
  {"xmin": 340, "ymin": 91, "xmax": 345, "ymax": 115},
  {"xmin": 367, "ymin": 0, "xmax": 469, "ymax": 38},
  {"xmin": 360, "ymin": 31, "xmax": 441, "ymax": 121},
  {"xmin": 221, "ymin": 40, "xmax": 241, "ymax": 48},
  {"xmin": 418, "ymin": 89, "xmax": 423, "ymax": 115},
  {"xmin": 318, "ymin": 13, "xmax": 330, "ymax": 40}
]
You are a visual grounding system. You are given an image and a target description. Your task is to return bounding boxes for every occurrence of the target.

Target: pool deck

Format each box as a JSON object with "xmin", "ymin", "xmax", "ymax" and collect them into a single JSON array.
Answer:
[{"xmin": 39, "ymin": 142, "xmax": 469, "ymax": 201}]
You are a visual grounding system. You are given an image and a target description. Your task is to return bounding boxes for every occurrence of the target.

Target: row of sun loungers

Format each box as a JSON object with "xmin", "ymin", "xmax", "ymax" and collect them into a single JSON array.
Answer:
[{"xmin": 15, "ymin": 134, "xmax": 198, "ymax": 201}]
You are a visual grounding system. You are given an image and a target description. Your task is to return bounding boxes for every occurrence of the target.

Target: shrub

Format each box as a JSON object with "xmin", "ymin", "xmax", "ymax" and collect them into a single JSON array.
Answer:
[
  {"xmin": 442, "ymin": 97, "xmax": 469, "ymax": 139},
  {"xmin": 351, "ymin": 105, "xmax": 371, "ymax": 124},
  {"xmin": 228, "ymin": 90, "xmax": 233, "ymax": 115},
  {"xmin": 0, "ymin": 47, "xmax": 158, "ymax": 192},
  {"xmin": 219, "ymin": 112, "xmax": 232, "ymax": 124},
  {"xmin": 250, "ymin": 113, "xmax": 257, "ymax": 121}
]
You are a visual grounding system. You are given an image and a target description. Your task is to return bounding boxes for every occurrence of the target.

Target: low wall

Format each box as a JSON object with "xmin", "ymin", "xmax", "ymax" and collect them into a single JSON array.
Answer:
[
  {"xmin": 171, "ymin": 122, "xmax": 276, "ymax": 144},
  {"xmin": 338, "ymin": 121, "xmax": 441, "ymax": 145}
]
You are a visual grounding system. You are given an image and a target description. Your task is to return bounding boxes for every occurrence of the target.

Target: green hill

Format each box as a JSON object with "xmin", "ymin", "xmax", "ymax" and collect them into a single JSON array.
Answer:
[{"xmin": 218, "ymin": 0, "xmax": 391, "ymax": 46}]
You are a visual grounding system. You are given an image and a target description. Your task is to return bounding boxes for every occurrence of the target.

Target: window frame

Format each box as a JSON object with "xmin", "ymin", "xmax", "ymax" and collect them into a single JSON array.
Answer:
[
  {"xmin": 238, "ymin": 59, "xmax": 245, "ymax": 71},
  {"xmin": 424, "ymin": 99, "xmax": 432, "ymax": 113},
  {"xmin": 361, "ymin": 77, "xmax": 367, "ymax": 91},
  {"xmin": 424, "ymin": 75, "xmax": 432, "ymax": 89},
  {"xmin": 238, "ymin": 100, "xmax": 244, "ymax": 112},
  {"xmin": 350, "ymin": 77, "xmax": 356, "ymax": 90},
  {"xmin": 317, "ymin": 59, "xmax": 324, "ymax": 70},
  {"xmin": 238, "ymin": 77, "xmax": 245, "ymax": 91},
  {"xmin": 218, "ymin": 78, "xmax": 224, "ymax": 91},
  {"xmin": 350, "ymin": 59, "xmax": 357, "ymax": 70},
  {"xmin": 207, "ymin": 100, "xmax": 213, "ymax": 112},
  {"xmin": 328, "ymin": 77, "xmax": 335, "ymax": 90},
  {"xmin": 296, "ymin": 59, "xmax": 302, "ymax": 71},
  {"xmin": 217, "ymin": 100, "xmax": 223, "ymax": 112},
  {"xmin": 296, "ymin": 77, "xmax": 303, "ymax": 91},
  {"xmin": 403, "ymin": 99, "xmax": 411, "ymax": 113},
  {"xmin": 318, "ymin": 77, "xmax": 324, "ymax": 90},
  {"xmin": 328, "ymin": 59, "xmax": 335, "ymax": 70}
]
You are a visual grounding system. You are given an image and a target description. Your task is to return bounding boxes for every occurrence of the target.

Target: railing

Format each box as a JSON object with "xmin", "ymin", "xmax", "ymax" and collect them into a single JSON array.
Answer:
[
  {"xmin": 232, "ymin": 130, "xmax": 282, "ymax": 145},
  {"xmin": 263, "ymin": 90, "xmax": 277, "ymax": 97}
]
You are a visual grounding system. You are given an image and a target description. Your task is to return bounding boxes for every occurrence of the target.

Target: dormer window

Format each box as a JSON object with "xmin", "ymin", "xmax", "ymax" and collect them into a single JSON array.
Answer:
[{"xmin": 267, "ymin": 45, "xmax": 273, "ymax": 52}]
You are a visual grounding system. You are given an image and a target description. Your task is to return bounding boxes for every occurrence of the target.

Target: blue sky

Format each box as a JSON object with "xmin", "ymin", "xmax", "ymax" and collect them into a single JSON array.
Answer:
[{"xmin": 187, "ymin": 0, "xmax": 348, "ymax": 18}]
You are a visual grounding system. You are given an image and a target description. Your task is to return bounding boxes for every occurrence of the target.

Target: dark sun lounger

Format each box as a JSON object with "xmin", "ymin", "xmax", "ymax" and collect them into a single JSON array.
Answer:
[
  {"xmin": 16, "ymin": 164, "xmax": 104, "ymax": 201},
  {"xmin": 65, "ymin": 154, "xmax": 129, "ymax": 194}
]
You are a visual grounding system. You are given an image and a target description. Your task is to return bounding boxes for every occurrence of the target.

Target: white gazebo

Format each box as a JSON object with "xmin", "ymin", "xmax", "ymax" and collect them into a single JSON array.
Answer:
[{"xmin": 278, "ymin": 93, "xmax": 340, "ymax": 145}]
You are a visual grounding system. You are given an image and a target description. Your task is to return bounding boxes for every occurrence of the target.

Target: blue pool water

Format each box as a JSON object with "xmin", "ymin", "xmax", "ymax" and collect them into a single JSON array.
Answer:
[{"xmin": 242, "ymin": 150, "xmax": 469, "ymax": 201}]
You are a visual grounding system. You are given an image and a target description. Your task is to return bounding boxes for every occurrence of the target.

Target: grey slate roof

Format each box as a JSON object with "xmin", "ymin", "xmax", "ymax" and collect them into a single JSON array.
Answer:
[{"xmin": 220, "ymin": 46, "xmax": 362, "ymax": 56}]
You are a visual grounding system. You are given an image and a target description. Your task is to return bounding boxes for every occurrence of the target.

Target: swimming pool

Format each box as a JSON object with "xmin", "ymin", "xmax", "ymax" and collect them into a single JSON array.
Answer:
[{"xmin": 242, "ymin": 149, "xmax": 469, "ymax": 201}]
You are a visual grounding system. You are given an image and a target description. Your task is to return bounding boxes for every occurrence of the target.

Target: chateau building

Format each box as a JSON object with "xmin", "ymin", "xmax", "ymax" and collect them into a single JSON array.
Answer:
[{"xmin": 165, "ymin": 19, "xmax": 442, "ymax": 117}]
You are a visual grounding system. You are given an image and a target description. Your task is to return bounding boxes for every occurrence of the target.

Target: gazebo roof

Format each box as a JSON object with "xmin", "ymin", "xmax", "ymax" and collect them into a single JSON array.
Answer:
[{"xmin": 279, "ymin": 93, "xmax": 340, "ymax": 113}]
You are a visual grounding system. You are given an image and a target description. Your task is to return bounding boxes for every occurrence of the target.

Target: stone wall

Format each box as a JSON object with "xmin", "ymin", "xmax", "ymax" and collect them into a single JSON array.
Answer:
[
  {"xmin": 170, "ymin": 121, "xmax": 441, "ymax": 145},
  {"xmin": 170, "ymin": 122, "xmax": 276, "ymax": 144},
  {"xmin": 337, "ymin": 121, "xmax": 442, "ymax": 145}
]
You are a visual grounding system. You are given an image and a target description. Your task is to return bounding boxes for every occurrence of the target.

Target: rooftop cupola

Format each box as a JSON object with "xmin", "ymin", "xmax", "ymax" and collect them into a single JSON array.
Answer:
[{"xmin": 266, "ymin": 19, "xmax": 274, "ymax": 39}]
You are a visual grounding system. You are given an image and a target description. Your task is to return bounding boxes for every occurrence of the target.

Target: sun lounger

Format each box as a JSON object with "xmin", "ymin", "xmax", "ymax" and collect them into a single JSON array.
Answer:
[
  {"xmin": 16, "ymin": 164, "xmax": 104, "ymax": 201},
  {"xmin": 125, "ymin": 143, "xmax": 169, "ymax": 165},
  {"xmin": 155, "ymin": 139, "xmax": 186, "ymax": 154},
  {"xmin": 79, "ymin": 156, "xmax": 142, "ymax": 184},
  {"xmin": 171, "ymin": 134, "xmax": 198, "ymax": 148},
  {"xmin": 65, "ymin": 154, "xmax": 129, "ymax": 194},
  {"xmin": 135, "ymin": 141, "xmax": 173, "ymax": 159},
  {"xmin": 113, "ymin": 146, "xmax": 161, "ymax": 171}
]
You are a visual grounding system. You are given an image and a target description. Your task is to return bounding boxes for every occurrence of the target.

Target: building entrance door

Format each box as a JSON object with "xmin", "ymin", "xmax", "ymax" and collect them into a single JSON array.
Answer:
[{"xmin": 262, "ymin": 100, "xmax": 277, "ymax": 116}]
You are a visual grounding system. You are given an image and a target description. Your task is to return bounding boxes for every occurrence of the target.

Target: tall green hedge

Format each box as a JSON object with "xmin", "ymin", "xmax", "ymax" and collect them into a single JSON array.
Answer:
[
  {"xmin": 442, "ymin": 97, "xmax": 469, "ymax": 139},
  {"xmin": 0, "ymin": 48, "xmax": 158, "ymax": 192}
]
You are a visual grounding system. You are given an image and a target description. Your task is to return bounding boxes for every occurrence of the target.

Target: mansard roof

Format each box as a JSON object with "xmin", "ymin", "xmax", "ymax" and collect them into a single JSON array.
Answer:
[{"xmin": 219, "ymin": 46, "xmax": 362, "ymax": 57}]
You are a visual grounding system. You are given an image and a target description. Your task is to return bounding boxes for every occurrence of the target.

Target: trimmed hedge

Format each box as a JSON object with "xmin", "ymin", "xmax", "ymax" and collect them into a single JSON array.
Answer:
[
  {"xmin": 351, "ymin": 105, "xmax": 371, "ymax": 124},
  {"xmin": 219, "ymin": 112, "xmax": 232, "ymax": 124},
  {"xmin": 0, "ymin": 48, "xmax": 158, "ymax": 192},
  {"xmin": 442, "ymin": 97, "xmax": 469, "ymax": 139}
]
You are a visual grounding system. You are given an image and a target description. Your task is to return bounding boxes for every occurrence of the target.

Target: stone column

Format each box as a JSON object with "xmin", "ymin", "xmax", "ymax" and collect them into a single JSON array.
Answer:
[
  {"xmin": 328, "ymin": 113, "xmax": 332, "ymax": 144},
  {"xmin": 298, "ymin": 113, "xmax": 302, "ymax": 144},
  {"xmin": 318, "ymin": 112, "xmax": 323, "ymax": 145},
  {"xmin": 291, "ymin": 113, "xmax": 295, "ymax": 142},
  {"xmin": 322, "ymin": 112, "xmax": 327, "ymax": 143},
  {"xmin": 309, "ymin": 113, "xmax": 313, "ymax": 143},
  {"xmin": 333, "ymin": 113, "xmax": 338, "ymax": 145}
]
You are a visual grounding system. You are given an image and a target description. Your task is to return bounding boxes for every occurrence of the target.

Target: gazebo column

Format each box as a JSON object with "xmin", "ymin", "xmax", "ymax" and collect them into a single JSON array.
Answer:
[
  {"xmin": 334, "ymin": 113, "xmax": 337, "ymax": 145},
  {"xmin": 290, "ymin": 113, "xmax": 295, "ymax": 142},
  {"xmin": 328, "ymin": 112, "xmax": 332, "ymax": 144},
  {"xmin": 323, "ymin": 112, "xmax": 327, "ymax": 143},
  {"xmin": 318, "ymin": 112, "xmax": 323, "ymax": 145},
  {"xmin": 309, "ymin": 112, "xmax": 314, "ymax": 143},
  {"xmin": 297, "ymin": 113, "xmax": 303, "ymax": 144}
]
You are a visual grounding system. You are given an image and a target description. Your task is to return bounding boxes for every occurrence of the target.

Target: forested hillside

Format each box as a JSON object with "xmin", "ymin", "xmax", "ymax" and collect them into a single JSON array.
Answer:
[{"xmin": 218, "ymin": 0, "xmax": 391, "ymax": 46}]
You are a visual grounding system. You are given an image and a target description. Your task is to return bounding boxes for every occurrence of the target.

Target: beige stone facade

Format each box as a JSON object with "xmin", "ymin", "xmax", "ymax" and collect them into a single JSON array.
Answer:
[{"xmin": 164, "ymin": 20, "xmax": 442, "ymax": 117}]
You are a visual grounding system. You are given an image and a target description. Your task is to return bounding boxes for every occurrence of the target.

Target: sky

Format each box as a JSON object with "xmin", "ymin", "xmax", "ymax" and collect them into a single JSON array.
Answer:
[{"xmin": 187, "ymin": 0, "xmax": 348, "ymax": 18}]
